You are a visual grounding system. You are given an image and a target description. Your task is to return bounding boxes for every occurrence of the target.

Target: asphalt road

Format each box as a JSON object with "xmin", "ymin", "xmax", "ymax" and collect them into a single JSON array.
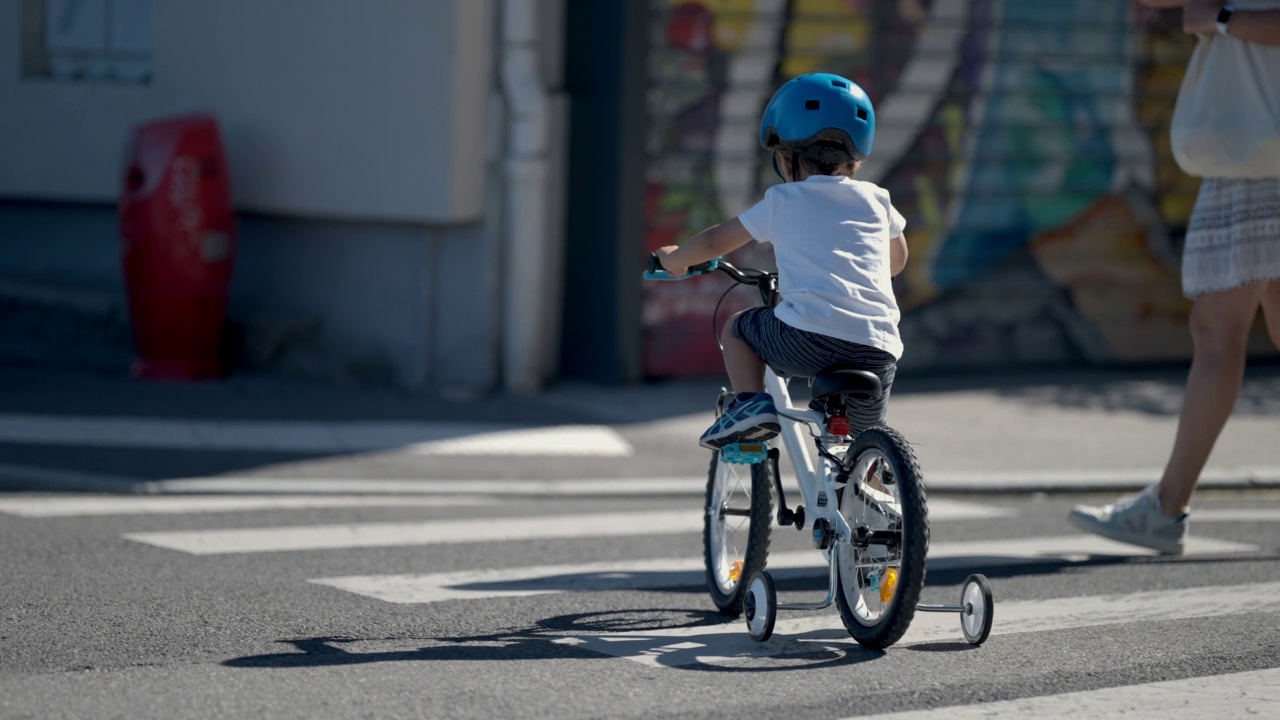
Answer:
[
  {"xmin": 3, "ymin": 487, "xmax": 1279, "ymax": 719},
  {"xmin": 2, "ymin": 364, "xmax": 1280, "ymax": 718}
]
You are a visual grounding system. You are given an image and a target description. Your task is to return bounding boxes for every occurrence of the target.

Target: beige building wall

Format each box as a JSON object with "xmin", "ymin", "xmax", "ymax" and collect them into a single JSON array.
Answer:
[{"xmin": 0, "ymin": 0, "xmax": 492, "ymax": 223}]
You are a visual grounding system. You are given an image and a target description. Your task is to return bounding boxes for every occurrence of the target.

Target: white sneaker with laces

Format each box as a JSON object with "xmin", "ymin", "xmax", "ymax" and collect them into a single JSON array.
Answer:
[{"xmin": 1067, "ymin": 486, "xmax": 1187, "ymax": 555}]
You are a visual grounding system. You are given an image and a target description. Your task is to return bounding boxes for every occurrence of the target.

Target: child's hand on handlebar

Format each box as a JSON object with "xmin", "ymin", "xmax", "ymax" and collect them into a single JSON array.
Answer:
[
  {"xmin": 644, "ymin": 251, "xmax": 720, "ymax": 281},
  {"xmin": 654, "ymin": 246, "xmax": 686, "ymax": 278}
]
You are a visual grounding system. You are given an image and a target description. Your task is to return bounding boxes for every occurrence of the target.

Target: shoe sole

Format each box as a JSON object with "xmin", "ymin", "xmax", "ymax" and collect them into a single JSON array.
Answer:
[
  {"xmin": 1067, "ymin": 512, "xmax": 1184, "ymax": 556},
  {"xmin": 700, "ymin": 420, "xmax": 781, "ymax": 450}
]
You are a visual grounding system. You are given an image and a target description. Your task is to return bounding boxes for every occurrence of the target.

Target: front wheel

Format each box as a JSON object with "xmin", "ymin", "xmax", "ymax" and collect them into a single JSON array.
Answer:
[
  {"xmin": 834, "ymin": 426, "xmax": 929, "ymax": 650},
  {"xmin": 703, "ymin": 451, "xmax": 774, "ymax": 616}
]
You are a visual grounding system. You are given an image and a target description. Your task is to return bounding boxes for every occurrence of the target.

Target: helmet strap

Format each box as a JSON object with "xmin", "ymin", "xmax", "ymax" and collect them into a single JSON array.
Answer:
[{"xmin": 769, "ymin": 150, "xmax": 805, "ymax": 182}]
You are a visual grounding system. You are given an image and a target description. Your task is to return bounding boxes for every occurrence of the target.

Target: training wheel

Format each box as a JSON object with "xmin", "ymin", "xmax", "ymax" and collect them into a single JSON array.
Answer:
[
  {"xmin": 743, "ymin": 571, "xmax": 777, "ymax": 642},
  {"xmin": 959, "ymin": 574, "xmax": 994, "ymax": 645}
]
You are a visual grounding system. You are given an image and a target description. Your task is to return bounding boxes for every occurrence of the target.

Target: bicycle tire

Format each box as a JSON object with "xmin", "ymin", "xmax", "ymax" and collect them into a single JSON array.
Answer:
[
  {"xmin": 834, "ymin": 425, "xmax": 929, "ymax": 649},
  {"xmin": 703, "ymin": 451, "xmax": 774, "ymax": 616}
]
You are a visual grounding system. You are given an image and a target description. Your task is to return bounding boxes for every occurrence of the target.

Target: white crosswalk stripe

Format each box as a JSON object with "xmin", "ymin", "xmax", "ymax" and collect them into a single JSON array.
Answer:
[
  {"xmin": 0, "ymin": 494, "xmax": 484, "ymax": 517},
  {"xmin": 855, "ymin": 666, "xmax": 1280, "ymax": 712},
  {"xmin": 854, "ymin": 667, "xmax": 1280, "ymax": 719},
  {"xmin": 0, "ymin": 414, "xmax": 633, "ymax": 456},
  {"xmin": 149, "ymin": 476, "xmax": 713, "ymax": 497},
  {"xmin": 309, "ymin": 534, "xmax": 1256, "ymax": 605},
  {"xmin": 555, "ymin": 580, "xmax": 1280, "ymax": 669},
  {"xmin": 121, "ymin": 499, "xmax": 1012, "ymax": 555},
  {"xmin": 12, "ymin": 488, "xmax": 1279, "ymax": 708},
  {"xmin": 1188, "ymin": 508, "xmax": 1280, "ymax": 522},
  {"xmin": 124, "ymin": 509, "xmax": 706, "ymax": 555}
]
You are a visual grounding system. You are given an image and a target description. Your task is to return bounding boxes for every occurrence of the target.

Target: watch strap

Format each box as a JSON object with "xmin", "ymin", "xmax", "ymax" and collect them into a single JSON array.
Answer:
[{"xmin": 1216, "ymin": 4, "xmax": 1236, "ymax": 36}]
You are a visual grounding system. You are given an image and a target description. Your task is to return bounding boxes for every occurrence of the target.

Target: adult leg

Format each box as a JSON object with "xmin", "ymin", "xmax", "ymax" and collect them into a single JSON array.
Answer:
[
  {"xmin": 1157, "ymin": 282, "xmax": 1266, "ymax": 515},
  {"xmin": 1261, "ymin": 280, "xmax": 1280, "ymax": 349}
]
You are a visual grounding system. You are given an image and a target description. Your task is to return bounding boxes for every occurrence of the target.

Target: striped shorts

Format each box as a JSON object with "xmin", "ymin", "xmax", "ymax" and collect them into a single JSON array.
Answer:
[{"xmin": 732, "ymin": 306, "xmax": 897, "ymax": 436}]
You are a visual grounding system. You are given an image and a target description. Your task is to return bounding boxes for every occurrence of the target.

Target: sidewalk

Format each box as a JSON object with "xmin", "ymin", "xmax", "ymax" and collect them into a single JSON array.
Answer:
[
  {"xmin": 544, "ymin": 363, "xmax": 1280, "ymax": 493},
  {"xmin": 1, "ymin": 361, "xmax": 1278, "ymax": 495}
]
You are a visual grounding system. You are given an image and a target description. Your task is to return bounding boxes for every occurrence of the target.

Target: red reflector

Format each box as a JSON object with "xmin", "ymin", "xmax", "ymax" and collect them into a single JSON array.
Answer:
[{"xmin": 827, "ymin": 415, "xmax": 850, "ymax": 436}]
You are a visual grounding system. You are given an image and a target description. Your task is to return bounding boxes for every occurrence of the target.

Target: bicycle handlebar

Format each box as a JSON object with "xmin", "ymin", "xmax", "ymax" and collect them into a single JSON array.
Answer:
[
  {"xmin": 643, "ymin": 253, "xmax": 780, "ymax": 333},
  {"xmin": 643, "ymin": 255, "xmax": 719, "ymax": 281},
  {"xmin": 643, "ymin": 254, "xmax": 773, "ymax": 288}
]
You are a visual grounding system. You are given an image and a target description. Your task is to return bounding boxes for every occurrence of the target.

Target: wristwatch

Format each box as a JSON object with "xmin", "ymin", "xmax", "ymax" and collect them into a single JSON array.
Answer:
[{"xmin": 1215, "ymin": 4, "xmax": 1235, "ymax": 36}]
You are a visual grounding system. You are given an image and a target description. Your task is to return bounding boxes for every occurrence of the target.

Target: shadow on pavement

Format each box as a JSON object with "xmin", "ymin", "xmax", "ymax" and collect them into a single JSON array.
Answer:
[
  {"xmin": 221, "ymin": 551, "xmax": 1277, "ymax": 673},
  {"xmin": 222, "ymin": 608, "xmax": 885, "ymax": 673},
  {"xmin": 903, "ymin": 641, "xmax": 979, "ymax": 653}
]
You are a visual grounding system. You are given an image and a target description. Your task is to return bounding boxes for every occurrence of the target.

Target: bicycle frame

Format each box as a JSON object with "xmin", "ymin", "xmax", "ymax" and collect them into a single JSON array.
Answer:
[
  {"xmin": 763, "ymin": 367, "xmax": 854, "ymax": 612},
  {"xmin": 651, "ymin": 256, "xmax": 864, "ymax": 607},
  {"xmin": 647, "ymin": 254, "xmax": 995, "ymax": 645},
  {"xmin": 765, "ymin": 368, "xmax": 854, "ymax": 541}
]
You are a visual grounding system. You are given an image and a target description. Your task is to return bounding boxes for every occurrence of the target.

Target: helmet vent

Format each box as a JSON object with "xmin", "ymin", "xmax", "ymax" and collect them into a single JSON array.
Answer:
[
  {"xmin": 831, "ymin": 80, "xmax": 847, "ymax": 88},
  {"xmin": 805, "ymin": 100, "xmax": 820, "ymax": 110},
  {"xmin": 856, "ymin": 108, "xmax": 868, "ymax": 120}
]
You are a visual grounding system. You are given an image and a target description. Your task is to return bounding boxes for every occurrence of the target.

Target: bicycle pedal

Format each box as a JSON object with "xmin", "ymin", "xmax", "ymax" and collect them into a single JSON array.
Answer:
[{"xmin": 721, "ymin": 442, "xmax": 768, "ymax": 464}]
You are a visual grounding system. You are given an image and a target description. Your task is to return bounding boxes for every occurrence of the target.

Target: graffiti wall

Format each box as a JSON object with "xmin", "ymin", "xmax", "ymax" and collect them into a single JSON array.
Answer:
[{"xmin": 640, "ymin": 0, "xmax": 1276, "ymax": 378}]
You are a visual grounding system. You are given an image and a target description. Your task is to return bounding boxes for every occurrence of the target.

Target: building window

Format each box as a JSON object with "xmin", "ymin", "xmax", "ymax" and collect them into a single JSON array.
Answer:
[{"xmin": 21, "ymin": 0, "xmax": 152, "ymax": 84}]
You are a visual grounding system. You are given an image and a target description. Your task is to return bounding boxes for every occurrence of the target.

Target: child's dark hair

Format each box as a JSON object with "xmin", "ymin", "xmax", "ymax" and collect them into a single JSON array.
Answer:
[{"xmin": 795, "ymin": 140, "xmax": 858, "ymax": 177}]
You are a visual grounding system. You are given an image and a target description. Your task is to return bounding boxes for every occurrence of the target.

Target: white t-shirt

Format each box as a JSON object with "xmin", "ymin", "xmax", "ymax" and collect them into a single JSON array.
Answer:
[{"xmin": 737, "ymin": 175, "xmax": 906, "ymax": 358}]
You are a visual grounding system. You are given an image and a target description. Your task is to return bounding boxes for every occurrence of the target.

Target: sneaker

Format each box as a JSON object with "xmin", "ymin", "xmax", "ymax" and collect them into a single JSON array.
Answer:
[
  {"xmin": 699, "ymin": 392, "xmax": 780, "ymax": 449},
  {"xmin": 1067, "ymin": 486, "xmax": 1187, "ymax": 555}
]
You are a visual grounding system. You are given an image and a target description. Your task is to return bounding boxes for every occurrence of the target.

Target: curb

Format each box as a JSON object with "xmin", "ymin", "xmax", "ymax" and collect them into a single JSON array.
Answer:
[{"xmin": 0, "ymin": 463, "xmax": 153, "ymax": 494}]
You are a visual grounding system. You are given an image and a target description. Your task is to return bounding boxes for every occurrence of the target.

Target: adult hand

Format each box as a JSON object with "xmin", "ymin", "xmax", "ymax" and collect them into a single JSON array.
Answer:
[
  {"xmin": 1184, "ymin": 0, "xmax": 1223, "ymax": 34},
  {"xmin": 655, "ymin": 246, "xmax": 687, "ymax": 278}
]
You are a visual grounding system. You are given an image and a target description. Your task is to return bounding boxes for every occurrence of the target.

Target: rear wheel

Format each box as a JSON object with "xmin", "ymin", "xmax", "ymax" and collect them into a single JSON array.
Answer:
[
  {"xmin": 834, "ymin": 426, "xmax": 928, "ymax": 649},
  {"xmin": 703, "ymin": 451, "xmax": 774, "ymax": 616}
]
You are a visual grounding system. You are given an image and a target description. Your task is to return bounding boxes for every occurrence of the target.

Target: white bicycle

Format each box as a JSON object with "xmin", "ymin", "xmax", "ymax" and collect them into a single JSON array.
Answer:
[{"xmin": 646, "ymin": 256, "xmax": 994, "ymax": 648}]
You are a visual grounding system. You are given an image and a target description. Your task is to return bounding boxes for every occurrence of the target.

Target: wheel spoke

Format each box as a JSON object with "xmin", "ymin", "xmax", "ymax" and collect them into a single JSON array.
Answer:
[
  {"xmin": 838, "ymin": 446, "xmax": 909, "ymax": 627},
  {"xmin": 711, "ymin": 461, "xmax": 753, "ymax": 595},
  {"xmin": 704, "ymin": 447, "xmax": 773, "ymax": 616}
]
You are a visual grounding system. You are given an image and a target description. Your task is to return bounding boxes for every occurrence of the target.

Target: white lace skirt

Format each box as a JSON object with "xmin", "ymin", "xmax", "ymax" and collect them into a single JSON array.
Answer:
[{"xmin": 1181, "ymin": 177, "xmax": 1280, "ymax": 297}]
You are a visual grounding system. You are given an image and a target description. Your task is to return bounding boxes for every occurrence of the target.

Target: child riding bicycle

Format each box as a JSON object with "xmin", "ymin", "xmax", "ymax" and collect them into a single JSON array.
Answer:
[{"xmin": 655, "ymin": 72, "xmax": 910, "ymax": 450}]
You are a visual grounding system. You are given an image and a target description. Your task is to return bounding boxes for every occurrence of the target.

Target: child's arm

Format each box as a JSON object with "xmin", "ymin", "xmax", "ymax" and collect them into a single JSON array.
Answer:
[
  {"xmin": 890, "ymin": 233, "xmax": 909, "ymax": 277},
  {"xmin": 655, "ymin": 219, "xmax": 755, "ymax": 277}
]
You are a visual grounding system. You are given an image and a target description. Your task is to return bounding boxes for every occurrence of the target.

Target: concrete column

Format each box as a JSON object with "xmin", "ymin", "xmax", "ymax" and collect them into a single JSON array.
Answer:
[{"xmin": 498, "ymin": 0, "xmax": 569, "ymax": 394}]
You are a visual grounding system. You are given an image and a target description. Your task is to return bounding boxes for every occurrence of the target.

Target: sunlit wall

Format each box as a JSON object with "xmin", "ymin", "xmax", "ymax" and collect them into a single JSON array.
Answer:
[{"xmin": 640, "ymin": 0, "xmax": 1275, "ymax": 377}]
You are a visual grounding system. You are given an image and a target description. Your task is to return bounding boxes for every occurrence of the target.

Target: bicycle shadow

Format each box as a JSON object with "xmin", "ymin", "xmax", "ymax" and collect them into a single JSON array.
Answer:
[
  {"xmin": 222, "ymin": 607, "xmax": 885, "ymax": 673},
  {"xmin": 223, "ymin": 550, "xmax": 1277, "ymax": 672}
]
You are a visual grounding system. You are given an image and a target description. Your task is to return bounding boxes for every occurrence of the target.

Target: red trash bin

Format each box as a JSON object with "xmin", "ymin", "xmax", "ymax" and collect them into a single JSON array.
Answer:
[{"xmin": 119, "ymin": 114, "xmax": 236, "ymax": 380}]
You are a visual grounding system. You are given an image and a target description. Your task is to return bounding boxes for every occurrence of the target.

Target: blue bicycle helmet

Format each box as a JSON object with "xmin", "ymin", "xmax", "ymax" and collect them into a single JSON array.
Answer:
[{"xmin": 759, "ymin": 73, "xmax": 875, "ymax": 168}]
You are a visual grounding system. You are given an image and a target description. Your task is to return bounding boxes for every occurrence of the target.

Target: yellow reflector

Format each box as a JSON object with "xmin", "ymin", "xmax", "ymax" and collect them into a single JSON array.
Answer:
[
  {"xmin": 729, "ymin": 559, "xmax": 744, "ymax": 581},
  {"xmin": 879, "ymin": 568, "xmax": 899, "ymax": 604}
]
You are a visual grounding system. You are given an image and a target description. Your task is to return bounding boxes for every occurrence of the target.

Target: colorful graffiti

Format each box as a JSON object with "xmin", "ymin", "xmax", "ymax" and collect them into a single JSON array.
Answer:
[{"xmin": 641, "ymin": 0, "xmax": 1279, "ymax": 378}]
